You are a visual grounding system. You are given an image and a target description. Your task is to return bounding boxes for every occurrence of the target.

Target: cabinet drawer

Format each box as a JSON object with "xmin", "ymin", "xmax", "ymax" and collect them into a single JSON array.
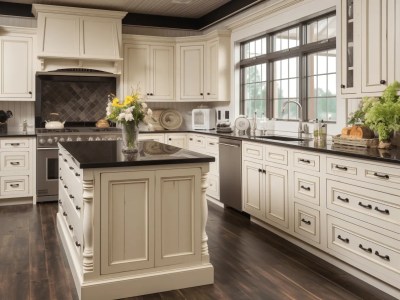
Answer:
[
  {"xmin": 207, "ymin": 174, "xmax": 219, "ymax": 200},
  {"xmin": 326, "ymin": 157, "xmax": 358, "ymax": 178},
  {"xmin": 294, "ymin": 172, "xmax": 320, "ymax": 206},
  {"xmin": 60, "ymin": 186, "xmax": 83, "ymax": 243},
  {"xmin": 327, "ymin": 180, "xmax": 400, "ymax": 229},
  {"xmin": 0, "ymin": 139, "xmax": 30, "ymax": 149},
  {"xmin": 0, "ymin": 151, "xmax": 29, "ymax": 172},
  {"xmin": 293, "ymin": 151, "xmax": 320, "ymax": 172},
  {"xmin": 139, "ymin": 133, "xmax": 165, "ymax": 143},
  {"xmin": 242, "ymin": 142, "xmax": 263, "ymax": 160},
  {"xmin": 0, "ymin": 175, "xmax": 29, "ymax": 197},
  {"xmin": 294, "ymin": 203, "xmax": 320, "ymax": 244},
  {"xmin": 205, "ymin": 136, "xmax": 219, "ymax": 154},
  {"xmin": 362, "ymin": 164, "xmax": 400, "ymax": 188},
  {"xmin": 327, "ymin": 215, "xmax": 400, "ymax": 286},
  {"xmin": 188, "ymin": 134, "xmax": 206, "ymax": 152},
  {"xmin": 265, "ymin": 146, "xmax": 287, "ymax": 166}
]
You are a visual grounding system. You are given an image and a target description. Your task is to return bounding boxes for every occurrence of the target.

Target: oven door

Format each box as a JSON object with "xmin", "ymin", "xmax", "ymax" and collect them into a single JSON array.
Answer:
[{"xmin": 37, "ymin": 147, "xmax": 59, "ymax": 202}]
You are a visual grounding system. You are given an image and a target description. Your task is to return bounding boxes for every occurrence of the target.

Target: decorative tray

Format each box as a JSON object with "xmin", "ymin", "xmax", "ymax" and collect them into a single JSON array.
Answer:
[
  {"xmin": 159, "ymin": 109, "xmax": 183, "ymax": 130},
  {"xmin": 332, "ymin": 134, "xmax": 379, "ymax": 148}
]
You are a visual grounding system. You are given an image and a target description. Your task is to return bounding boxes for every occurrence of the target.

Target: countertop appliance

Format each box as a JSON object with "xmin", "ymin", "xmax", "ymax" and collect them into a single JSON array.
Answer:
[
  {"xmin": 36, "ymin": 127, "xmax": 122, "ymax": 202},
  {"xmin": 192, "ymin": 108, "xmax": 216, "ymax": 130},
  {"xmin": 219, "ymin": 137, "xmax": 242, "ymax": 211}
]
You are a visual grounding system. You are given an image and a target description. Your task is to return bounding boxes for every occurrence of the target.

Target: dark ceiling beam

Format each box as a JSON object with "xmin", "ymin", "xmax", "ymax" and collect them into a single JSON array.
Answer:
[
  {"xmin": 122, "ymin": 13, "xmax": 200, "ymax": 30},
  {"xmin": 0, "ymin": 1, "xmax": 33, "ymax": 17}
]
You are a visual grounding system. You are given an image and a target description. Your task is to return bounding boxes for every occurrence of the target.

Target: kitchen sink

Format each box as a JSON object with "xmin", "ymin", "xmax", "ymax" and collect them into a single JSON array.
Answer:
[{"xmin": 255, "ymin": 135, "xmax": 311, "ymax": 142}]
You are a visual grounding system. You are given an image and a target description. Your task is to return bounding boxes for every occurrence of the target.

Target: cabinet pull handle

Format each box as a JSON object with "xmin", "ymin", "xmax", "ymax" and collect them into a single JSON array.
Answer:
[
  {"xmin": 64, "ymin": 185, "xmax": 68, "ymax": 189},
  {"xmin": 64, "ymin": 159, "xmax": 67, "ymax": 162},
  {"xmin": 337, "ymin": 235, "xmax": 349, "ymax": 243},
  {"xmin": 358, "ymin": 202, "xmax": 372, "ymax": 209},
  {"xmin": 380, "ymin": 80, "xmax": 386, "ymax": 85},
  {"xmin": 10, "ymin": 184, "xmax": 19, "ymax": 187},
  {"xmin": 207, "ymin": 92, "xmax": 211, "ymax": 95},
  {"xmin": 29, "ymin": 91, "xmax": 32, "ymax": 95},
  {"xmin": 340, "ymin": 84, "xmax": 345, "ymax": 88},
  {"xmin": 58, "ymin": 200, "xmax": 62, "ymax": 206},
  {"xmin": 301, "ymin": 219, "xmax": 311, "ymax": 225},
  {"xmin": 69, "ymin": 194, "xmax": 74, "ymax": 199},
  {"xmin": 169, "ymin": 138, "xmax": 172, "ymax": 141},
  {"xmin": 258, "ymin": 168, "xmax": 262, "ymax": 173},
  {"xmin": 69, "ymin": 166, "xmax": 74, "ymax": 170},
  {"xmin": 359, "ymin": 244, "xmax": 372, "ymax": 253},
  {"xmin": 63, "ymin": 212, "xmax": 67, "ymax": 217},
  {"xmin": 374, "ymin": 251, "xmax": 390, "ymax": 261},
  {"xmin": 10, "ymin": 162, "xmax": 20, "ymax": 165},
  {"xmin": 189, "ymin": 138, "xmax": 193, "ymax": 141},
  {"xmin": 75, "ymin": 205, "xmax": 81, "ymax": 210},
  {"xmin": 299, "ymin": 158, "xmax": 311, "ymax": 164},
  {"xmin": 300, "ymin": 185, "xmax": 311, "ymax": 191},
  {"xmin": 200, "ymin": 93, "xmax": 203, "ymax": 96},
  {"xmin": 373, "ymin": 172, "xmax": 389, "ymax": 179},
  {"xmin": 337, "ymin": 195, "xmax": 349, "ymax": 203},
  {"xmin": 75, "ymin": 172, "xmax": 80, "ymax": 177},
  {"xmin": 209, "ymin": 142, "xmax": 215, "ymax": 145},
  {"xmin": 58, "ymin": 153, "xmax": 62, "ymax": 156},
  {"xmin": 59, "ymin": 176, "xmax": 63, "ymax": 180},
  {"xmin": 335, "ymin": 165, "xmax": 348, "ymax": 171},
  {"xmin": 10, "ymin": 143, "xmax": 20, "ymax": 146},
  {"xmin": 374, "ymin": 207, "xmax": 389, "ymax": 215},
  {"xmin": 75, "ymin": 241, "xmax": 81, "ymax": 247},
  {"xmin": 68, "ymin": 225, "xmax": 73, "ymax": 231},
  {"xmin": 262, "ymin": 169, "xmax": 266, "ymax": 174}
]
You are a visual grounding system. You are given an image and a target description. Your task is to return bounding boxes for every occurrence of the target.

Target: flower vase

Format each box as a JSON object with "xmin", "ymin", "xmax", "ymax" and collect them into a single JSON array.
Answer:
[{"xmin": 121, "ymin": 122, "xmax": 139, "ymax": 153}]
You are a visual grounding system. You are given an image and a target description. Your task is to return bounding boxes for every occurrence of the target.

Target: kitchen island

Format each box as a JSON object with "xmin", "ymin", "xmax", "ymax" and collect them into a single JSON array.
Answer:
[{"xmin": 57, "ymin": 140, "xmax": 215, "ymax": 300}]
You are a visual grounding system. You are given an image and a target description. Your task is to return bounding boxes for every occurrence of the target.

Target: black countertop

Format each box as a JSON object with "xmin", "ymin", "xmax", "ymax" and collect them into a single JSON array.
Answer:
[
  {"xmin": 0, "ymin": 130, "xmax": 36, "ymax": 137},
  {"xmin": 144, "ymin": 129, "xmax": 400, "ymax": 165},
  {"xmin": 60, "ymin": 140, "xmax": 215, "ymax": 169}
]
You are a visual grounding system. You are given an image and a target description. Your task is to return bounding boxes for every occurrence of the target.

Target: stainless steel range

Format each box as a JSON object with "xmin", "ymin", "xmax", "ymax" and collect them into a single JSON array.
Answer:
[{"xmin": 36, "ymin": 127, "xmax": 122, "ymax": 202}]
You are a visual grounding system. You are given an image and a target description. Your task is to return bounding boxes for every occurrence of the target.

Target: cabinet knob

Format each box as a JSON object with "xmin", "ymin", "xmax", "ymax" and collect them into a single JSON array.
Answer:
[
  {"xmin": 68, "ymin": 225, "xmax": 74, "ymax": 231},
  {"xmin": 150, "ymin": 93, "xmax": 154, "ymax": 96},
  {"xmin": 200, "ymin": 93, "xmax": 203, "ymax": 96},
  {"xmin": 207, "ymin": 92, "xmax": 210, "ymax": 95},
  {"xmin": 340, "ymin": 84, "xmax": 345, "ymax": 88},
  {"xmin": 169, "ymin": 138, "xmax": 172, "ymax": 141},
  {"xmin": 28, "ymin": 91, "xmax": 32, "ymax": 95},
  {"xmin": 75, "ymin": 241, "xmax": 81, "ymax": 247},
  {"xmin": 380, "ymin": 80, "xmax": 386, "ymax": 85},
  {"xmin": 75, "ymin": 205, "xmax": 81, "ymax": 210},
  {"xmin": 146, "ymin": 93, "xmax": 150, "ymax": 96}
]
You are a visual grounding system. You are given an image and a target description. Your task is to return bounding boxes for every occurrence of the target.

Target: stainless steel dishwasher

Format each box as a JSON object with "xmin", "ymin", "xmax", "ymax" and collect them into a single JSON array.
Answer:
[{"xmin": 219, "ymin": 137, "xmax": 242, "ymax": 211}]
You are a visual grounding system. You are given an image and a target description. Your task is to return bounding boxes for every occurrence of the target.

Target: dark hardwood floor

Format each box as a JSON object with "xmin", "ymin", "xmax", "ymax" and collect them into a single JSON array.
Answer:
[{"xmin": 0, "ymin": 202, "xmax": 395, "ymax": 300}]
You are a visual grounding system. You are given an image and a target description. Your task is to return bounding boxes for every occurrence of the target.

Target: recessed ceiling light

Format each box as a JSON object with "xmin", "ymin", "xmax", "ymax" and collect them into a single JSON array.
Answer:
[{"xmin": 172, "ymin": 0, "xmax": 193, "ymax": 4}]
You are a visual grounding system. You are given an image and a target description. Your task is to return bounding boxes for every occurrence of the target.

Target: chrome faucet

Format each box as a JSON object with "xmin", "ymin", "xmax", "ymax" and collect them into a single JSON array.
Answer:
[{"xmin": 281, "ymin": 100, "xmax": 304, "ymax": 138}]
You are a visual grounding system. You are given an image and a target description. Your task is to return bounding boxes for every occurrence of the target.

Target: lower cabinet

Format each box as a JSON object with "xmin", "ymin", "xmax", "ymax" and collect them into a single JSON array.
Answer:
[{"xmin": 165, "ymin": 133, "xmax": 187, "ymax": 149}]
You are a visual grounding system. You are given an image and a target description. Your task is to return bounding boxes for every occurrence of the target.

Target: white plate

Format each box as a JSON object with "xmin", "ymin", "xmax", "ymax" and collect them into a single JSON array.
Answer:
[
  {"xmin": 159, "ymin": 109, "xmax": 183, "ymax": 130},
  {"xmin": 235, "ymin": 117, "xmax": 250, "ymax": 131}
]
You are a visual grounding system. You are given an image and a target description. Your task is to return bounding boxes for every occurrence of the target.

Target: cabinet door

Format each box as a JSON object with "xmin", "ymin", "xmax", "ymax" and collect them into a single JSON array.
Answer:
[
  {"xmin": 124, "ymin": 44, "xmax": 149, "ymax": 97},
  {"xmin": 361, "ymin": 0, "xmax": 389, "ymax": 92},
  {"xmin": 388, "ymin": 0, "xmax": 400, "ymax": 84},
  {"xmin": 149, "ymin": 45, "xmax": 174, "ymax": 100},
  {"xmin": 242, "ymin": 160, "xmax": 264, "ymax": 219},
  {"xmin": 100, "ymin": 171, "xmax": 155, "ymax": 274},
  {"xmin": 204, "ymin": 39, "xmax": 218, "ymax": 100},
  {"xmin": 178, "ymin": 44, "xmax": 204, "ymax": 100},
  {"xmin": 264, "ymin": 166, "xmax": 288, "ymax": 229},
  {"xmin": 0, "ymin": 36, "xmax": 33, "ymax": 99},
  {"xmin": 165, "ymin": 133, "xmax": 187, "ymax": 149}
]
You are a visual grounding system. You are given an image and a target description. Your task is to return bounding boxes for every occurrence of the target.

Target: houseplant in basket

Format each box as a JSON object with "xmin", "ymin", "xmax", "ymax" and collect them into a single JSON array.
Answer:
[{"xmin": 106, "ymin": 88, "xmax": 152, "ymax": 153}]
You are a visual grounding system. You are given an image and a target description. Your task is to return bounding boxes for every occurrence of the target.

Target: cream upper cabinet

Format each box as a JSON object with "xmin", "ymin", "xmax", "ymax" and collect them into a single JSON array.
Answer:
[
  {"xmin": 0, "ymin": 34, "xmax": 34, "ymax": 100},
  {"xmin": 388, "ymin": 0, "xmax": 400, "ymax": 84},
  {"xmin": 123, "ymin": 42, "xmax": 175, "ymax": 101}
]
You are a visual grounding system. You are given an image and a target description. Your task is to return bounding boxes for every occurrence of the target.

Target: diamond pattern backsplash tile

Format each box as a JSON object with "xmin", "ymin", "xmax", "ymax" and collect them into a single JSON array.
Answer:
[{"xmin": 41, "ymin": 80, "xmax": 116, "ymax": 122}]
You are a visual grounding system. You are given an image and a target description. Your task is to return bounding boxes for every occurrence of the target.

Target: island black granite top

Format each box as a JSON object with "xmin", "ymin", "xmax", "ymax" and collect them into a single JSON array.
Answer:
[
  {"xmin": 141, "ymin": 129, "xmax": 400, "ymax": 165},
  {"xmin": 0, "ymin": 130, "xmax": 36, "ymax": 137},
  {"xmin": 60, "ymin": 140, "xmax": 215, "ymax": 169}
]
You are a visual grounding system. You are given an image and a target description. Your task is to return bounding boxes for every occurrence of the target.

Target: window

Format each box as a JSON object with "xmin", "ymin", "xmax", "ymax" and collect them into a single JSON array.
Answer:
[{"xmin": 240, "ymin": 13, "xmax": 336, "ymax": 122}]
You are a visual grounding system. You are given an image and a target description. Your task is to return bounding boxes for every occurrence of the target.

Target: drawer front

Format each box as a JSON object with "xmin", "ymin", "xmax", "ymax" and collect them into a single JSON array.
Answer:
[
  {"xmin": 139, "ymin": 133, "xmax": 165, "ymax": 143},
  {"xmin": 327, "ymin": 215, "xmax": 400, "ymax": 285},
  {"xmin": 242, "ymin": 142, "xmax": 263, "ymax": 160},
  {"xmin": 59, "ymin": 154, "xmax": 83, "ymax": 210},
  {"xmin": 293, "ymin": 151, "xmax": 320, "ymax": 172},
  {"xmin": 327, "ymin": 180, "xmax": 400, "ymax": 228},
  {"xmin": 326, "ymin": 157, "xmax": 358, "ymax": 178},
  {"xmin": 0, "ymin": 139, "xmax": 30, "ymax": 149},
  {"xmin": 0, "ymin": 175, "xmax": 29, "ymax": 197},
  {"xmin": 207, "ymin": 174, "xmax": 220, "ymax": 200},
  {"xmin": 188, "ymin": 134, "xmax": 206, "ymax": 152},
  {"xmin": 294, "ymin": 172, "xmax": 320, "ymax": 206},
  {"xmin": 265, "ymin": 146, "xmax": 288, "ymax": 166},
  {"xmin": 60, "ymin": 186, "xmax": 83, "ymax": 243},
  {"xmin": 363, "ymin": 164, "xmax": 400, "ymax": 189},
  {"xmin": 294, "ymin": 203, "xmax": 320, "ymax": 244},
  {"xmin": 205, "ymin": 137, "xmax": 219, "ymax": 154},
  {"xmin": 0, "ymin": 151, "xmax": 29, "ymax": 172}
]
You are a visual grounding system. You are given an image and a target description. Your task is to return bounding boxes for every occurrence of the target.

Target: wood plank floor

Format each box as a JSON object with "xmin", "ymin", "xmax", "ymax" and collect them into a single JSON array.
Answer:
[{"xmin": 0, "ymin": 202, "xmax": 396, "ymax": 300}]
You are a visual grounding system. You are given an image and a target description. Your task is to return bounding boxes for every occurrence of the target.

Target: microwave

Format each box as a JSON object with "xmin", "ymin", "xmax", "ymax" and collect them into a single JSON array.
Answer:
[{"xmin": 192, "ymin": 108, "xmax": 216, "ymax": 130}]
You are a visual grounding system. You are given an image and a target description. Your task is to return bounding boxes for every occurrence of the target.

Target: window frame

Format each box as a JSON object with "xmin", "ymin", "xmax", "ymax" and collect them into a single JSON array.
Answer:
[{"xmin": 239, "ymin": 11, "xmax": 336, "ymax": 122}]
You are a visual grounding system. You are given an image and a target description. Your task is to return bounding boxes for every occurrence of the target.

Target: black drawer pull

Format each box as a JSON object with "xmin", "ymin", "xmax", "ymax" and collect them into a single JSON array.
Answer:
[
  {"xmin": 58, "ymin": 200, "xmax": 62, "ymax": 206},
  {"xmin": 10, "ymin": 184, "xmax": 19, "ymax": 188},
  {"xmin": 258, "ymin": 168, "xmax": 262, "ymax": 173},
  {"xmin": 64, "ymin": 185, "xmax": 68, "ymax": 189},
  {"xmin": 359, "ymin": 244, "xmax": 372, "ymax": 253},
  {"xmin": 10, "ymin": 162, "xmax": 20, "ymax": 165},
  {"xmin": 75, "ymin": 241, "xmax": 81, "ymax": 247},
  {"xmin": 10, "ymin": 143, "xmax": 20, "ymax": 146},
  {"xmin": 75, "ymin": 205, "xmax": 81, "ymax": 210},
  {"xmin": 262, "ymin": 169, "xmax": 266, "ymax": 174},
  {"xmin": 189, "ymin": 138, "xmax": 193, "ymax": 141},
  {"xmin": 68, "ymin": 225, "xmax": 73, "ymax": 231},
  {"xmin": 300, "ymin": 185, "xmax": 311, "ymax": 191},
  {"xmin": 58, "ymin": 153, "xmax": 62, "ymax": 156},
  {"xmin": 299, "ymin": 158, "xmax": 311, "ymax": 164},
  {"xmin": 373, "ymin": 172, "xmax": 389, "ymax": 179},
  {"xmin": 209, "ymin": 142, "xmax": 215, "ymax": 145},
  {"xmin": 335, "ymin": 165, "xmax": 348, "ymax": 171},
  {"xmin": 69, "ymin": 194, "xmax": 74, "ymax": 199},
  {"xmin": 337, "ymin": 235, "xmax": 349, "ymax": 243},
  {"xmin": 63, "ymin": 212, "xmax": 67, "ymax": 217},
  {"xmin": 69, "ymin": 166, "xmax": 74, "ymax": 170},
  {"xmin": 375, "ymin": 251, "xmax": 390, "ymax": 261},
  {"xmin": 301, "ymin": 219, "xmax": 311, "ymax": 225},
  {"xmin": 337, "ymin": 196, "xmax": 349, "ymax": 203},
  {"xmin": 64, "ymin": 159, "xmax": 67, "ymax": 162},
  {"xmin": 358, "ymin": 202, "xmax": 372, "ymax": 209},
  {"xmin": 75, "ymin": 172, "xmax": 80, "ymax": 177},
  {"xmin": 374, "ymin": 207, "xmax": 389, "ymax": 215},
  {"xmin": 59, "ymin": 176, "xmax": 63, "ymax": 180}
]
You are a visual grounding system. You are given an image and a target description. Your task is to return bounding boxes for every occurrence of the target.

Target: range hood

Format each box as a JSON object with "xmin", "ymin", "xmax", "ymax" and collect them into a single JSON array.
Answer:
[{"xmin": 32, "ymin": 4, "xmax": 127, "ymax": 74}]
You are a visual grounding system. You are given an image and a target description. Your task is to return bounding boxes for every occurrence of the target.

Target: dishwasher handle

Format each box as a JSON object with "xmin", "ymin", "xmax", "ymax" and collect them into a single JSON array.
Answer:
[{"xmin": 219, "ymin": 142, "xmax": 241, "ymax": 148}]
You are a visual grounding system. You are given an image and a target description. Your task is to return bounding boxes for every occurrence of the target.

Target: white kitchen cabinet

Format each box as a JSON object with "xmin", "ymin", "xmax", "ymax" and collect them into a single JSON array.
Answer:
[
  {"xmin": 0, "ymin": 137, "xmax": 35, "ymax": 202},
  {"xmin": 242, "ymin": 159, "xmax": 264, "ymax": 219},
  {"xmin": 0, "ymin": 34, "xmax": 34, "ymax": 100},
  {"xmin": 165, "ymin": 133, "xmax": 187, "ymax": 149},
  {"xmin": 138, "ymin": 133, "xmax": 165, "ymax": 143},
  {"xmin": 388, "ymin": 0, "xmax": 400, "ymax": 84},
  {"xmin": 123, "ymin": 43, "xmax": 175, "ymax": 101}
]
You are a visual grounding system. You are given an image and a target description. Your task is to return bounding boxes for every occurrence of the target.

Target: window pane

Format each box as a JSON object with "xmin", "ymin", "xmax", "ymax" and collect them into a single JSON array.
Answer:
[
  {"xmin": 288, "ymin": 78, "xmax": 298, "ymax": 98},
  {"xmin": 327, "ymin": 49, "xmax": 336, "ymax": 73},
  {"xmin": 274, "ymin": 98, "xmax": 287, "ymax": 119},
  {"xmin": 274, "ymin": 61, "xmax": 281, "ymax": 79},
  {"xmin": 281, "ymin": 59, "xmax": 289, "ymax": 78},
  {"xmin": 307, "ymin": 22, "xmax": 318, "ymax": 43},
  {"xmin": 326, "ymin": 97, "xmax": 337, "ymax": 121},
  {"xmin": 317, "ymin": 18, "xmax": 328, "ymax": 41},
  {"xmin": 317, "ymin": 52, "xmax": 327, "ymax": 74},
  {"xmin": 289, "ymin": 57, "xmax": 298, "ymax": 78},
  {"xmin": 327, "ymin": 74, "xmax": 336, "ymax": 96},
  {"xmin": 288, "ymin": 28, "xmax": 299, "ymax": 48},
  {"xmin": 243, "ymin": 43, "xmax": 250, "ymax": 59},
  {"xmin": 281, "ymin": 79, "xmax": 289, "ymax": 98},
  {"xmin": 317, "ymin": 75, "xmax": 327, "ymax": 96},
  {"xmin": 327, "ymin": 16, "xmax": 336, "ymax": 39}
]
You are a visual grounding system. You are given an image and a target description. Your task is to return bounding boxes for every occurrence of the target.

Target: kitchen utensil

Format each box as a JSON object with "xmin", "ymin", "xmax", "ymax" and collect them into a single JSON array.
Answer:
[
  {"xmin": 160, "ymin": 109, "xmax": 183, "ymax": 130},
  {"xmin": 45, "ymin": 113, "xmax": 65, "ymax": 129},
  {"xmin": 235, "ymin": 116, "xmax": 250, "ymax": 135}
]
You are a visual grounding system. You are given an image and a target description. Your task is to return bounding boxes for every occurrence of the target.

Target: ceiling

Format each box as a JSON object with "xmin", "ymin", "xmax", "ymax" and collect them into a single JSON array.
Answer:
[{"xmin": 0, "ymin": 0, "xmax": 265, "ymax": 29}]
